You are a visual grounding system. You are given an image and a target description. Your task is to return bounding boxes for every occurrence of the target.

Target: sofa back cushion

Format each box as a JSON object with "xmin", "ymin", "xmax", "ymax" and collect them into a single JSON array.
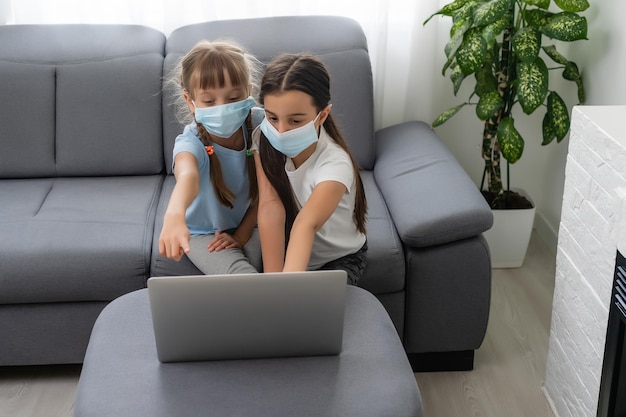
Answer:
[
  {"xmin": 163, "ymin": 16, "xmax": 376, "ymax": 173},
  {"xmin": 0, "ymin": 24, "xmax": 166, "ymax": 178}
]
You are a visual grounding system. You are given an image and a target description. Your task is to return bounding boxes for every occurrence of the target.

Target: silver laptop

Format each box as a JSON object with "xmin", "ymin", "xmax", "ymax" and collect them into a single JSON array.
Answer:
[{"xmin": 147, "ymin": 270, "xmax": 347, "ymax": 363}]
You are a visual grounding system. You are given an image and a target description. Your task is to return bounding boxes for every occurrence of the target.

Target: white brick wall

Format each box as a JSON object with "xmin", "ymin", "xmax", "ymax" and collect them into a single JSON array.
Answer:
[{"xmin": 544, "ymin": 106, "xmax": 626, "ymax": 417}]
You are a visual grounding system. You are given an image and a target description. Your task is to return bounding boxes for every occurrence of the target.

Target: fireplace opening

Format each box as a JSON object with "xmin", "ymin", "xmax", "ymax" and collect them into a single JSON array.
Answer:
[{"xmin": 597, "ymin": 250, "xmax": 626, "ymax": 417}]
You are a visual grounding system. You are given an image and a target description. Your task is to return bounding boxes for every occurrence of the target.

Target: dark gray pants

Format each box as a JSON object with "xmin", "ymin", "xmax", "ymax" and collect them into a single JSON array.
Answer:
[{"xmin": 319, "ymin": 240, "xmax": 368, "ymax": 286}]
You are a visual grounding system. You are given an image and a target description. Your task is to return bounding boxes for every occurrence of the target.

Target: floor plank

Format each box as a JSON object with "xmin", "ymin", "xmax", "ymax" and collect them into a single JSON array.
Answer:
[
  {"xmin": 0, "ymin": 232, "xmax": 556, "ymax": 417},
  {"xmin": 0, "ymin": 365, "xmax": 80, "ymax": 417}
]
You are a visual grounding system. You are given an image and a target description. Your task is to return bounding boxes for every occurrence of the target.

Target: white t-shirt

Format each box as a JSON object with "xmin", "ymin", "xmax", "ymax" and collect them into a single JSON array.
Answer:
[{"xmin": 253, "ymin": 125, "xmax": 366, "ymax": 269}]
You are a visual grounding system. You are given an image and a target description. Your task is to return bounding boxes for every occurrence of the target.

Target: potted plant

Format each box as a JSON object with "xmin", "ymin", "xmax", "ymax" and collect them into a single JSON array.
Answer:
[{"xmin": 424, "ymin": 0, "xmax": 588, "ymax": 267}]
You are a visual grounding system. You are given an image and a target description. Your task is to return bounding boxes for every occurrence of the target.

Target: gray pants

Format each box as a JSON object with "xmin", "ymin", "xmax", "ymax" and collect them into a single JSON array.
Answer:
[{"xmin": 187, "ymin": 229, "xmax": 262, "ymax": 275}]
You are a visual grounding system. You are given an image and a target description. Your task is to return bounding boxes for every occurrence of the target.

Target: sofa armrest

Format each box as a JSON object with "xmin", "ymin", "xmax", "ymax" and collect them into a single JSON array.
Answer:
[{"xmin": 374, "ymin": 121, "xmax": 493, "ymax": 248}]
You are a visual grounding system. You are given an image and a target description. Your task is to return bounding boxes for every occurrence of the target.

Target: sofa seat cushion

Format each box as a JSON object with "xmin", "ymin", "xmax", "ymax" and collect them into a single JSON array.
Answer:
[
  {"xmin": 0, "ymin": 176, "xmax": 163, "ymax": 304},
  {"xmin": 357, "ymin": 171, "xmax": 405, "ymax": 294}
]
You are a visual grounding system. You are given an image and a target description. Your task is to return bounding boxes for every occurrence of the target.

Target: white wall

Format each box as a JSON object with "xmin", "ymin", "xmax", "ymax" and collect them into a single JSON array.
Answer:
[
  {"xmin": 545, "ymin": 106, "xmax": 626, "ymax": 417},
  {"xmin": 418, "ymin": 2, "xmax": 626, "ymax": 252},
  {"xmin": 0, "ymin": 0, "xmax": 13, "ymax": 24}
]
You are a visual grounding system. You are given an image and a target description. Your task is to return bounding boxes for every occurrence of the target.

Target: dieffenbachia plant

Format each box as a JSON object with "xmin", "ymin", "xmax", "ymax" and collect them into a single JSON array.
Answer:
[{"xmin": 425, "ymin": 0, "xmax": 588, "ymax": 204}]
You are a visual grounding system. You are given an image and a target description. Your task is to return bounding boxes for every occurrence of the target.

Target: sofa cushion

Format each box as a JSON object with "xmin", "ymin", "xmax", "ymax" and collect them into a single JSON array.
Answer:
[
  {"xmin": 0, "ymin": 24, "xmax": 166, "ymax": 178},
  {"xmin": 54, "ymin": 56, "xmax": 165, "ymax": 176},
  {"xmin": 0, "ymin": 176, "xmax": 163, "ymax": 304},
  {"xmin": 375, "ymin": 122, "xmax": 494, "ymax": 247},
  {"xmin": 0, "ymin": 61, "xmax": 57, "ymax": 178},
  {"xmin": 358, "ymin": 171, "xmax": 405, "ymax": 293}
]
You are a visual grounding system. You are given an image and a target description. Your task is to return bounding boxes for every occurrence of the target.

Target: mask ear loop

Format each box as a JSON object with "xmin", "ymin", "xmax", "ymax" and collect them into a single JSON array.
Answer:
[
  {"xmin": 245, "ymin": 112, "xmax": 254, "ymax": 157},
  {"xmin": 190, "ymin": 94, "xmax": 219, "ymax": 155}
]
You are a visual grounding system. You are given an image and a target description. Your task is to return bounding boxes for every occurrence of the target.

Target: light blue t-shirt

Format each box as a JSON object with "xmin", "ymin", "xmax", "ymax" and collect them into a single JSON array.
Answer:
[{"xmin": 173, "ymin": 123, "xmax": 251, "ymax": 236}]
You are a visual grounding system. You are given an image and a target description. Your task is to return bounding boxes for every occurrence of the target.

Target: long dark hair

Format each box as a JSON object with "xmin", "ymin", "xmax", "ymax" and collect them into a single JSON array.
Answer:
[
  {"xmin": 258, "ymin": 53, "xmax": 367, "ymax": 240},
  {"xmin": 178, "ymin": 41, "xmax": 258, "ymax": 208}
]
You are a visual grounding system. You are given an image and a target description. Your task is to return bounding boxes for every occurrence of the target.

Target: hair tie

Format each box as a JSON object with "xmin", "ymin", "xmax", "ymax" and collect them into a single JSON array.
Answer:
[{"xmin": 205, "ymin": 146, "xmax": 214, "ymax": 156}]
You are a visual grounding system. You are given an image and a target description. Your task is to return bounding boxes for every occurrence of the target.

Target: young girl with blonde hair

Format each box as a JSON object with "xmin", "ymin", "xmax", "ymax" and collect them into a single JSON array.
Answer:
[{"xmin": 159, "ymin": 40, "xmax": 262, "ymax": 274}]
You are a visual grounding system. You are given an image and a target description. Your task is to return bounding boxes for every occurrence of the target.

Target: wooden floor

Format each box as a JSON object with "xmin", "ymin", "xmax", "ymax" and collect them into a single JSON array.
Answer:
[
  {"xmin": 0, "ymin": 232, "xmax": 556, "ymax": 417},
  {"xmin": 0, "ymin": 364, "xmax": 79, "ymax": 417}
]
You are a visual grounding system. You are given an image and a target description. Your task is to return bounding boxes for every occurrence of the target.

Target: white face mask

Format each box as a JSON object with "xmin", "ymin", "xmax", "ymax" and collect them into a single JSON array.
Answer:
[
  {"xmin": 260, "ymin": 113, "xmax": 321, "ymax": 158},
  {"xmin": 193, "ymin": 96, "xmax": 256, "ymax": 138}
]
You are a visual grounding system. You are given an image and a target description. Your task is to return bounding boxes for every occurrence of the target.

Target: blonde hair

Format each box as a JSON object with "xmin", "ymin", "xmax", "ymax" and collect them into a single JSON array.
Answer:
[{"xmin": 168, "ymin": 40, "xmax": 260, "ymax": 207}]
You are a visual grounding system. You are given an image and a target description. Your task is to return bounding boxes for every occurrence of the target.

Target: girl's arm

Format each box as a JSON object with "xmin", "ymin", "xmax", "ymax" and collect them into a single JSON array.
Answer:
[
  {"xmin": 254, "ymin": 152, "xmax": 286, "ymax": 272},
  {"xmin": 233, "ymin": 199, "xmax": 258, "ymax": 245},
  {"xmin": 159, "ymin": 152, "xmax": 199, "ymax": 261},
  {"xmin": 283, "ymin": 180, "xmax": 347, "ymax": 271}
]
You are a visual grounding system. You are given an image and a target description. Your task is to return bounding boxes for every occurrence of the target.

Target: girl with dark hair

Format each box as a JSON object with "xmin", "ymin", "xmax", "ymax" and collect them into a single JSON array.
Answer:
[
  {"xmin": 253, "ymin": 53, "xmax": 367, "ymax": 285},
  {"xmin": 159, "ymin": 40, "xmax": 262, "ymax": 274}
]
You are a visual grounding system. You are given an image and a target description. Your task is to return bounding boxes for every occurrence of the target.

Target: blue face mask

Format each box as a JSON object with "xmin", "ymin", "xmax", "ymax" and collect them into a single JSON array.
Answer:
[
  {"xmin": 194, "ymin": 96, "xmax": 256, "ymax": 138},
  {"xmin": 260, "ymin": 113, "xmax": 321, "ymax": 158}
]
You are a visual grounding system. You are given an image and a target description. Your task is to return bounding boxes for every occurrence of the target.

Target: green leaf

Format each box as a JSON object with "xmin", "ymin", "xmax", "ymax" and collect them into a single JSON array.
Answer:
[
  {"xmin": 523, "ymin": 0, "xmax": 550, "ymax": 9},
  {"xmin": 497, "ymin": 117, "xmax": 524, "ymax": 163},
  {"xmin": 513, "ymin": 27, "xmax": 542, "ymax": 63},
  {"xmin": 456, "ymin": 28, "xmax": 488, "ymax": 75},
  {"xmin": 473, "ymin": 0, "xmax": 513, "ymax": 27},
  {"xmin": 542, "ymin": 111, "xmax": 557, "ymax": 145},
  {"xmin": 423, "ymin": 0, "xmax": 473, "ymax": 24},
  {"xmin": 474, "ymin": 63, "xmax": 498, "ymax": 97},
  {"xmin": 542, "ymin": 12, "xmax": 588, "ymax": 41},
  {"xmin": 442, "ymin": 53, "xmax": 456, "ymax": 76},
  {"xmin": 445, "ymin": 31, "xmax": 464, "ymax": 59},
  {"xmin": 451, "ymin": 66, "xmax": 467, "ymax": 95},
  {"xmin": 446, "ymin": 19, "xmax": 470, "ymax": 57},
  {"xmin": 523, "ymin": 9, "xmax": 554, "ymax": 26},
  {"xmin": 562, "ymin": 61, "xmax": 580, "ymax": 81},
  {"xmin": 541, "ymin": 45, "xmax": 586, "ymax": 103},
  {"xmin": 547, "ymin": 91, "xmax": 570, "ymax": 142},
  {"xmin": 575, "ymin": 77, "xmax": 586, "ymax": 104},
  {"xmin": 450, "ymin": 18, "xmax": 471, "ymax": 39},
  {"xmin": 476, "ymin": 91, "xmax": 504, "ymax": 120},
  {"xmin": 482, "ymin": 16, "xmax": 510, "ymax": 47},
  {"xmin": 517, "ymin": 58, "xmax": 549, "ymax": 114},
  {"xmin": 562, "ymin": 61, "xmax": 586, "ymax": 103},
  {"xmin": 432, "ymin": 103, "xmax": 468, "ymax": 127},
  {"xmin": 542, "ymin": 45, "xmax": 569, "ymax": 65},
  {"xmin": 452, "ymin": 1, "xmax": 483, "ymax": 24},
  {"xmin": 554, "ymin": 0, "xmax": 590, "ymax": 12}
]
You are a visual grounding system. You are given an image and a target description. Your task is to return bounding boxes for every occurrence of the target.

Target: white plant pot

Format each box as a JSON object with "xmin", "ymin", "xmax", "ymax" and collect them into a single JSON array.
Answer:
[{"xmin": 483, "ymin": 188, "xmax": 536, "ymax": 268}]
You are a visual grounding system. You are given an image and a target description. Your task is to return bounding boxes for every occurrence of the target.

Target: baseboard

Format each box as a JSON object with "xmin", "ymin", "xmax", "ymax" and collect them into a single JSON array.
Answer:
[
  {"xmin": 534, "ymin": 212, "xmax": 559, "ymax": 255},
  {"xmin": 408, "ymin": 350, "xmax": 474, "ymax": 372},
  {"xmin": 541, "ymin": 384, "xmax": 562, "ymax": 417}
]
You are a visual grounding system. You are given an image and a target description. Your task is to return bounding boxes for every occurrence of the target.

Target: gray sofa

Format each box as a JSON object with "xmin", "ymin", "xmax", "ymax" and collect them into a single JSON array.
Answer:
[{"xmin": 0, "ymin": 16, "xmax": 493, "ymax": 371}]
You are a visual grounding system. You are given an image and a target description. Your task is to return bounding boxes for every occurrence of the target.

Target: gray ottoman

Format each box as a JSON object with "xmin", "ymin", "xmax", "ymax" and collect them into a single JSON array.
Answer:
[{"xmin": 73, "ymin": 286, "xmax": 423, "ymax": 417}]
